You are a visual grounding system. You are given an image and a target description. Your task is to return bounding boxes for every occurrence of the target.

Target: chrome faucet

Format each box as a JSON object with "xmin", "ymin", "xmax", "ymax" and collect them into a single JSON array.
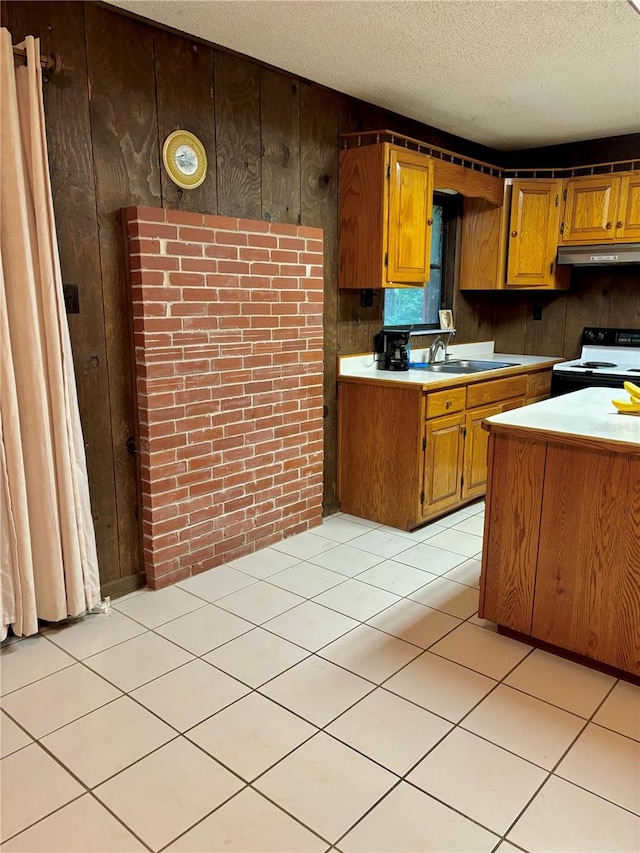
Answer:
[{"xmin": 428, "ymin": 335, "xmax": 447, "ymax": 364}]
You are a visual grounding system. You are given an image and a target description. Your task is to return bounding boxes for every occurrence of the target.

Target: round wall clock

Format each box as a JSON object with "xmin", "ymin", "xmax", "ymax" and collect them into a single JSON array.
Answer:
[{"xmin": 162, "ymin": 130, "xmax": 207, "ymax": 189}]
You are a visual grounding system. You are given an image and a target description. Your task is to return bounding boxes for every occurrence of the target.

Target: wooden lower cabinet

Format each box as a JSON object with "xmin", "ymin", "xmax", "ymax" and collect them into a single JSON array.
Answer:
[
  {"xmin": 462, "ymin": 404, "xmax": 502, "ymax": 500},
  {"xmin": 480, "ymin": 429, "xmax": 640, "ymax": 676},
  {"xmin": 338, "ymin": 367, "xmax": 552, "ymax": 530},
  {"xmin": 423, "ymin": 413, "xmax": 465, "ymax": 516}
]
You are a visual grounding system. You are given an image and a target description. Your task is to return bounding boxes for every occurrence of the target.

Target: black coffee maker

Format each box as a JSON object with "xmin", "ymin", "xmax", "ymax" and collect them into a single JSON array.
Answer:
[{"xmin": 374, "ymin": 329, "xmax": 410, "ymax": 371}]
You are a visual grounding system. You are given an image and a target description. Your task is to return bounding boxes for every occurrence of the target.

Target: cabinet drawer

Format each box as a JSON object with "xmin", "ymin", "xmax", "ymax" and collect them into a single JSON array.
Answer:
[
  {"xmin": 425, "ymin": 387, "xmax": 466, "ymax": 419},
  {"xmin": 526, "ymin": 370, "xmax": 552, "ymax": 399},
  {"xmin": 466, "ymin": 375, "xmax": 528, "ymax": 409}
]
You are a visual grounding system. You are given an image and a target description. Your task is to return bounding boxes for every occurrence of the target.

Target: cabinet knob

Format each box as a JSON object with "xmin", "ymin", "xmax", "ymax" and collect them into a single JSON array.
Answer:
[
  {"xmin": 445, "ymin": 401, "xmax": 451, "ymax": 409},
  {"xmin": 511, "ymin": 230, "xmax": 518, "ymax": 237},
  {"xmin": 605, "ymin": 221, "xmax": 612, "ymax": 229},
  {"xmin": 617, "ymin": 221, "xmax": 623, "ymax": 229},
  {"xmin": 427, "ymin": 218, "xmax": 433, "ymax": 226}
]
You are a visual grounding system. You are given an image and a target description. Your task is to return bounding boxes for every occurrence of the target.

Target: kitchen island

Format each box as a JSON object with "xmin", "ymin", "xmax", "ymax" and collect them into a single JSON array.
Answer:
[{"xmin": 479, "ymin": 387, "xmax": 640, "ymax": 678}]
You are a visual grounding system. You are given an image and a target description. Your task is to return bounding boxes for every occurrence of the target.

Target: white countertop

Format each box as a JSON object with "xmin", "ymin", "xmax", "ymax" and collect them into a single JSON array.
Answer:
[
  {"xmin": 339, "ymin": 342, "xmax": 559, "ymax": 388},
  {"xmin": 486, "ymin": 387, "xmax": 640, "ymax": 447}
]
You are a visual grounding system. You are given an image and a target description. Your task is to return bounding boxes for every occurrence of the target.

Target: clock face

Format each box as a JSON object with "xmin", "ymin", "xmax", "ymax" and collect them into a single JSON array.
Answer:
[
  {"xmin": 162, "ymin": 131, "xmax": 207, "ymax": 189},
  {"xmin": 174, "ymin": 144, "xmax": 198, "ymax": 176}
]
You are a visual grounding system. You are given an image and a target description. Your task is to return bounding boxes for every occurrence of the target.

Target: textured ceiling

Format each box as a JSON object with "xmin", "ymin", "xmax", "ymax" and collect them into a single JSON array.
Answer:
[{"xmin": 106, "ymin": 0, "xmax": 640, "ymax": 150}]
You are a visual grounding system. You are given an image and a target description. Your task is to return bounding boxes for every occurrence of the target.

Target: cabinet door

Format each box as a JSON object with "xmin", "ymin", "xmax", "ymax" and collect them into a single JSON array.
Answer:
[
  {"xmin": 462, "ymin": 404, "xmax": 502, "ymax": 500},
  {"xmin": 506, "ymin": 180, "xmax": 562, "ymax": 287},
  {"xmin": 561, "ymin": 175, "xmax": 620, "ymax": 243},
  {"xmin": 616, "ymin": 174, "xmax": 640, "ymax": 241},
  {"xmin": 386, "ymin": 148, "xmax": 433, "ymax": 285},
  {"xmin": 422, "ymin": 413, "xmax": 464, "ymax": 517}
]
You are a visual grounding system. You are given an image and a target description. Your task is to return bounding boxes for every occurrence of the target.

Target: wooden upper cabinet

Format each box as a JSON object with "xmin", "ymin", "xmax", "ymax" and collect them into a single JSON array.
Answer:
[
  {"xmin": 338, "ymin": 143, "xmax": 433, "ymax": 288},
  {"xmin": 506, "ymin": 180, "xmax": 566, "ymax": 288},
  {"xmin": 617, "ymin": 174, "xmax": 640, "ymax": 241},
  {"xmin": 560, "ymin": 172, "xmax": 640, "ymax": 243},
  {"xmin": 387, "ymin": 147, "xmax": 434, "ymax": 284},
  {"xmin": 561, "ymin": 175, "xmax": 621, "ymax": 243},
  {"xmin": 459, "ymin": 180, "xmax": 568, "ymax": 291}
]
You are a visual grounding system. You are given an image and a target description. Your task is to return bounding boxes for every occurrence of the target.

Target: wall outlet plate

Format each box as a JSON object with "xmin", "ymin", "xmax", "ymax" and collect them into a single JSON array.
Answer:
[
  {"xmin": 63, "ymin": 284, "xmax": 79, "ymax": 313},
  {"xmin": 360, "ymin": 288, "xmax": 374, "ymax": 308}
]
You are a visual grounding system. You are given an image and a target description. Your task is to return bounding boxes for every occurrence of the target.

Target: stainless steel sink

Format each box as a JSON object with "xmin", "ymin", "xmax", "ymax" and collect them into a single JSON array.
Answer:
[
  {"xmin": 414, "ymin": 359, "xmax": 518, "ymax": 374},
  {"xmin": 447, "ymin": 359, "xmax": 518, "ymax": 371}
]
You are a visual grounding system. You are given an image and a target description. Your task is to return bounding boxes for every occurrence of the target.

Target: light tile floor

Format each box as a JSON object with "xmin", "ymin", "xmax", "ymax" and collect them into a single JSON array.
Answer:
[{"xmin": 2, "ymin": 501, "xmax": 640, "ymax": 852}]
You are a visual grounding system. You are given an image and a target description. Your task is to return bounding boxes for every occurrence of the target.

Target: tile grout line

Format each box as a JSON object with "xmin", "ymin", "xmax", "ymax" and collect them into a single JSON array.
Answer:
[
  {"xmin": 6, "ymin": 510, "xmax": 638, "ymax": 851},
  {"xmin": 73, "ymin": 621, "xmax": 640, "ymax": 842},
  {"xmin": 2, "ymin": 531, "xmax": 485, "ymax": 848},
  {"xmin": 492, "ymin": 675, "xmax": 627, "ymax": 846}
]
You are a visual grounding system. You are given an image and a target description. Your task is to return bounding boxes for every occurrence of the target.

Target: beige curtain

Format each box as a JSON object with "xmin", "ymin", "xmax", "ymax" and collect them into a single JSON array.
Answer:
[{"xmin": 1, "ymin": 30, "xmax": 100, "ymax": 639}]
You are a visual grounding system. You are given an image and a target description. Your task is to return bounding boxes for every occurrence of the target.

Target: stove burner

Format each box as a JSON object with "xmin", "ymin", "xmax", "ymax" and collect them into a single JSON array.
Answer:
[{"xmin": 574, "ymin": 361, "xmax": 618, "ymax": 369}]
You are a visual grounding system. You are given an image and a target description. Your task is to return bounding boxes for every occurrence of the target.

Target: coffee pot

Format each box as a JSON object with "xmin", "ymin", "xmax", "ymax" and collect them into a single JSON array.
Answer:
[{"xmin": 374, "ymin": 329, "xmax": 410, "ymax": 371}]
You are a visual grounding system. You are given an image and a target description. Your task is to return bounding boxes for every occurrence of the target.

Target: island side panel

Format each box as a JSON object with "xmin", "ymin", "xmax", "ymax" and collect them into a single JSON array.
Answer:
[
  {"xmin": 532, "ymin": 444, "xmax": 640, "ymax": 675},
  {"xmin": 338, "ymin": 382, "xmax": 423, "ymax": 529},
  {"xmin": 479, "ymin": 431, "xmax": 546, "ymax": 633}
]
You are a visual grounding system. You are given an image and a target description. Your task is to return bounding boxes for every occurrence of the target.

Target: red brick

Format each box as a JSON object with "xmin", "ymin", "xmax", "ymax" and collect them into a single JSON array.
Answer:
[
  {"xmin": 215, "ymin": 231, "xmax": 248, "ymax": 246},
  {"xmin": 144, "ymin": 256, "xmax": 180, "ymax": 272},
  {"xmin": 238, "ymin": 218, "xmax": 270, "ymax": 233},
  {"xmin": 181, "ymin": 258, "xmax": 218, "ymax": 273},
  {"xmin": 204, "ymin": 245, "xmax": 238, "ymax": 260},
  {"xmin": 168, "ymin": 272, "xmax": 205, "ymax": 287},
  {"xmin": 278, "ymin": 237, "xmax": 305, "ymax": 250},
  {"xmin": 170, "ymin": 303, "xmax": 207, "ymax": 317},
  {"xmin": 250, "ymin": 262, "xmax": 279, "ymax": 276},
  {"xmin": 191, "ymin": 555, "xmax": 225, "ymax": 575},
  {"xmin": 166, "ymin": 241, "xmax": 203, "ymax": 257},
  {"xmin": 165, "ymin": 209, "xmax": 204, "ymax": 226},
  {"xmin": 247, "ymin": 234, "xmax": 278, "ymax": 248},
  {"xmin": 271, "ymin": 277, "xmax": 299, "ymax": 289},
  {"xmin": 298, "ymin": 225, "xmax": 323, "ymax": 239},
  {"xmin": 205, "ymin": 273, "xmax": 238, "ymax": 287},
  {"xmin": 271, "ymin": 250, "xmax": 299, "ymax": 263},
  {"xmin": 179, "ymin": 226, "xmax": 216, "ymax": 243},
  {"xmin": 203, "ymin": 214, "xmax": 239, "ymax": 230},
  {"xmin": 269, "ymin": 222, "xmax": 299, "ymax": 236},
  {"xmin": 239, "ymin": 248, "xmax": 270, "ymax": 261},
  {"xmin": 218, "ymin": 261, "xmax": 251, "ymax": 275},
  {"xmin": 133, "ymin": 222, "xmax": 178, "ymax": 239},
  {"xmin": 148, "ymin": 567, "xmax": 192, "ymax": 589},
  {"xmin": 129, "ymin": 237, "xmax": 161, "ymax": 255},
  {"xmin": 130, "ymin": 270, "xmax": 165, "ymax": 286}
]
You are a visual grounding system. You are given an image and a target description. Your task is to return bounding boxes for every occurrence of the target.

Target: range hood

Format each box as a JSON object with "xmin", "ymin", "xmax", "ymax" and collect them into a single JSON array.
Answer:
[{"xmin": 557, "ymin": 243, "xmax": 640, "ymax": 266}]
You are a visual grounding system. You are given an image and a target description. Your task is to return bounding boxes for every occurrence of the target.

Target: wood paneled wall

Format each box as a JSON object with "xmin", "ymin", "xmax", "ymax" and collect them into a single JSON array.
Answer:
[
  {"xmin": 3, "ymin": 0, "xmax": 638, "ymax": 592},
  {"xmin": 488, "ymin": 266, "xmax": 640, "ymax": 359}
]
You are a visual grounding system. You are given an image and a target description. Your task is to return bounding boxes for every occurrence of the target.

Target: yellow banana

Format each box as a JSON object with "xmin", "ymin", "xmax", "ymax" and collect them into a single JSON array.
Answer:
[
  {"xmin": 623, "ymin": 380, "xmax": 640, "ymax": 402},
  {"xmin": 612, "ymin": 398, "xmax": 640, "ymax": 413}
]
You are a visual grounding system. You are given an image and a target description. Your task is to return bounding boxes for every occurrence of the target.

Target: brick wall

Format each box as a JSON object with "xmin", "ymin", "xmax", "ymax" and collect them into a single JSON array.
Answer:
[{"xmin": 124, "ymin": 206, "xmax": 324, "ymax": 589}]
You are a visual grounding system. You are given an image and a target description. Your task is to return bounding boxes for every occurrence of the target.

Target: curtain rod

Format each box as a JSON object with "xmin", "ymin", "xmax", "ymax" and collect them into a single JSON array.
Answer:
[{"xmin": 12, "ymin": 45, "xmax": 63, "ymax": 74}]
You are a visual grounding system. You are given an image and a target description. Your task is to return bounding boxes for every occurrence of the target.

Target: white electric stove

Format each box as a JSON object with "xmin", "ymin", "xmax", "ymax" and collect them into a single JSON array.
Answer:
[{"xmin": 551, "ymin": 327, "xmax": 640, "ymax": 396}]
